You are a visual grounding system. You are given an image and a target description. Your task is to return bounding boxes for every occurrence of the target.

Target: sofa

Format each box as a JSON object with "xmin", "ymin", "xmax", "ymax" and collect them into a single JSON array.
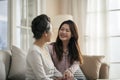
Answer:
[{"xmin": 0, "ymin": 45, "xmax": 109, "ymax": 80}]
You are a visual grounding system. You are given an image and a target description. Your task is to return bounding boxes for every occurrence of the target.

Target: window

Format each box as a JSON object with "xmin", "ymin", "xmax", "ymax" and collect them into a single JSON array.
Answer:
[
  {"xmin": 15, "ymin": 0, "xmax": 46, "ymax": 51},
  {"xmin": 16, "ymin": 0, "xmax": 36, "ymax": 51},
  {"xmin": 85, "ymin": 0, "xmax": 107, "ymax": 55},
  {"xmin": 85, "ymin": 0, "xmax": 120, "ymax": 79},
  {"xmin": 0, "ymin": 0, "xmax": 8, "ymax": 50},
  {"xmin": 108, "ymin": 0, "xmax": 120, "ymax": 79}
]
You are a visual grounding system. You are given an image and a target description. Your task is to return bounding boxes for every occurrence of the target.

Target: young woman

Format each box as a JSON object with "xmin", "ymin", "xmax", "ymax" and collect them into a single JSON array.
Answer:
[
  {"xmin": 48, "ymin": 20, "xmax": 86, "ymax": 80},
  {"xmin": 26, "ymin": 14, "xmax": 62, "ymax": 80}
]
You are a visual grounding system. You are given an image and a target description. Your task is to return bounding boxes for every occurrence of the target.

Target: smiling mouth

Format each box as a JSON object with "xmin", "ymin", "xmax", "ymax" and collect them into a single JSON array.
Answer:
[{"xmin": 60, "ymin": 35, "xmax": 67, "ymax": 38}]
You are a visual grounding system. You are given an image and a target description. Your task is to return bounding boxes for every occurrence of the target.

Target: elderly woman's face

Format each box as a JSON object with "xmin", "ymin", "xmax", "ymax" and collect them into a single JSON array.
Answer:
[{"xmin": 46, "ymin": 24, "xmax": 53, "ymax": 42}]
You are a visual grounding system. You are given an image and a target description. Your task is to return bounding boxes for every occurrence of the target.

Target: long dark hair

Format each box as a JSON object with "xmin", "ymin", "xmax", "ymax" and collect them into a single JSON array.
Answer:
[{"xmin": 54, "ymin": 20, "xmax": 83, "ymax": 65}]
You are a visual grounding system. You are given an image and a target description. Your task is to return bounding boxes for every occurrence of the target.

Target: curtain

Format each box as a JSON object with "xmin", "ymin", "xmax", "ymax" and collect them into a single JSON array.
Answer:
[
  {"xmin": 85, "ymin": 0, "xmax": 108, "ymax": 55},
  {"xmin": 61, "ymin": 0, "xmax": 88, "ymax": 53},
  {"xmin": 61, "ymin": 0, "xmax": 109, "ymax": 61}
]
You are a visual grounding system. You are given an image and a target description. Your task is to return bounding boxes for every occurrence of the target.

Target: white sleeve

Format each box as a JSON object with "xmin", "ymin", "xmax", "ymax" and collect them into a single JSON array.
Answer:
[
  {"xmin": 27, "ymin": 51, "xmax": 53, "ymax": 80},
  {"xmin": 54, "ymin": 67, "xmax": 63, "ymax": 77}
]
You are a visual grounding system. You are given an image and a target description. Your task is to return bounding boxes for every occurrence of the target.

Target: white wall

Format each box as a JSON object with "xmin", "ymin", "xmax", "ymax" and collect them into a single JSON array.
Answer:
[
  {"xmin": 46, "ymin": 0, "xmax": 61, "ymax": 17},
  {"xmin": 46, "ymin": 0, "xmax": 62, "ymax": 42}
]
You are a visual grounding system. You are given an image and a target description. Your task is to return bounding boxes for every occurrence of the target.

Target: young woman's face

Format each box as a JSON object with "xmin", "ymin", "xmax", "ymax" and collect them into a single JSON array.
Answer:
[{"xmin": 58, "ymin": 24, "xmax": 72, "ymax": 42}]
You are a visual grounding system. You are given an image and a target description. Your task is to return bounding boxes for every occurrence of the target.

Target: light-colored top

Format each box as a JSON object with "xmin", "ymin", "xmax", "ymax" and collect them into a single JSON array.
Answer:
[
  {"xmin": 48, "ymin": 44, "xmax": 79, "ymax": 74},
  {"xmin": 26, "ymin": 44, "xmax": 62, "ymax": 80},
  {"xmin": 97, "ymin": 79, "xmax": 109, "ymax": 80}
]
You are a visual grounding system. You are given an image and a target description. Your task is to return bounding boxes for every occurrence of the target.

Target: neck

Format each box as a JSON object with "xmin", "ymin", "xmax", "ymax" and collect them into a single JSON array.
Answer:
[
  {"xmin": 62, "ymin": 41, "xmax": 69, "ymax": 51},
  {"xmin": 34, "ymin": 38, "xmax": 46, "ymax": 48}
]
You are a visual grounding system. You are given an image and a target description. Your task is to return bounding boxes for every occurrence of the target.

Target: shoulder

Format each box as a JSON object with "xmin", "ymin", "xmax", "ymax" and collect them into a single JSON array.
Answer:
[
  {"xmin": 48, "ymin": 42, "xmax": 55, "ymax": 46},
  {"xmin": 45, "ymin": 42, "xmax": 55, "ymax": 55},
  {"xmin": 46, "ymin": 42, "xmax": 55, "ymax": 49},
  {"xmin": 28, "ymin": 45, "xmax": 39, "ymax": 53},
  {"xmin": 27, "ymin": 45, "xmax": 42, "ymax": 58}
]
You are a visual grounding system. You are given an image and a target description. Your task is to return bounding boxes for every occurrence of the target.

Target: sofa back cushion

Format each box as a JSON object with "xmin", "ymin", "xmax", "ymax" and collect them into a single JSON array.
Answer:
[
  {"xmin": 81, "ymin": 55, "xmax": 104, "ymax": 80},
  {"xmin": 8, "ymin": 45, "xmax": 27, "ymax": 80},
  {"xmin": 0, "ymin": 54, "xmax": 6, "ymax": 80},
  {"xmin": 0, "ymin": 50, "xmax": 11, "ymax": 79}
]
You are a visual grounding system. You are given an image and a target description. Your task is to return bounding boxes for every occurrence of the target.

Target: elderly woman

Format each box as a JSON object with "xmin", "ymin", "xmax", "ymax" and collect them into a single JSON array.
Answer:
[{"xmin": 26, "ymin": 14, "xmax": 62, "ymax": 80}]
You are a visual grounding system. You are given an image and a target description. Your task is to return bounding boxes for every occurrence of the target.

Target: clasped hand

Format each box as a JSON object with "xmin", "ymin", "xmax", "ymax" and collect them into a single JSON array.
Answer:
[{"xmin": 55, "ymin": 69, "xmax": 74, "ymax": 80}]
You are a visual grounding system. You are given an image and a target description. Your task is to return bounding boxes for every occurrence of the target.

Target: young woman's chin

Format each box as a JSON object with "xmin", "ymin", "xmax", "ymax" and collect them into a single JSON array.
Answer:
[
  {"xmin": 60, "ymin": 38, "xmax": 69, "ymax": 42},
  {"xmin": 46, "ymin": 39, "xmax": 51, "ymax": 42}
]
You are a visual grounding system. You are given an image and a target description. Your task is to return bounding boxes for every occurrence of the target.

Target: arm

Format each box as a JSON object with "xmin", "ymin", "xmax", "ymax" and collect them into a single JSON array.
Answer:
[
  {"xmin": 63, "ymin": 61, "xmax": 79, "ymax": 79},
  {"xmin": 47, "ymin": 44, "xmax": 63, "ymax": 78},
  {"xmin": 27, "ymin": 51, "xmax": 53, "ymax": 80},
  {"xmin": 54, "ymin": 67, "xmax": 63, "ymax": 77},
  {"xmin": 46, "ymin": 44, "xmax": 63, "ymax": 78},
  {"xmin": 68, "ymin": 61, "xmax": 79, "ymax": 74}
]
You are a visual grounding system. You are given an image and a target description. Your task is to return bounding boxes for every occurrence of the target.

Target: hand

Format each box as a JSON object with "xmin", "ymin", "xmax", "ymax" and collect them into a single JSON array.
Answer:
[
  {"xmin": 54, "ymin": 77, "xmax": 63, "ymax": 80},
  {"xmin": 62, "ymin": 77, "xmax": 74, "ymax": 80},
  {"xmin": 63, "ymin": 69, "xmax": 74, "ymax": 79}
]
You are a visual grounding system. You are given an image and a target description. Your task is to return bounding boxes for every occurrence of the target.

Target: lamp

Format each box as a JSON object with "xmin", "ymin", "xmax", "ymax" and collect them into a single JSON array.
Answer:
[{"xmin": 51, "ymin": 15, "xmax": 73, "ymax": 42}]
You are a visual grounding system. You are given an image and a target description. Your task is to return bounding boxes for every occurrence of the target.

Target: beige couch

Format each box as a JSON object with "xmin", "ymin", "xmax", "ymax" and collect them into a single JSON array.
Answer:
[{"xmin": 0, "ymin": 46, "xmax": 109, "ymax": 80}]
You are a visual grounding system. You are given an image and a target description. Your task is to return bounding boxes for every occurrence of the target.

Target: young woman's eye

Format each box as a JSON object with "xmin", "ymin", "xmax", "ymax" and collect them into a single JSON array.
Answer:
[
  {"xmin": 60, "ymin": 28, "xmax": 64, "ymax": 31},
  {"xmin": 66, "ymin": 29, "xmax": 70, "ymax": 32}
]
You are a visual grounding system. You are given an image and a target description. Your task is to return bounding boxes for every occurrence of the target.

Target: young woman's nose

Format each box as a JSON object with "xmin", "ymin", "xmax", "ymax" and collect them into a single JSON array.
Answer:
[{"xmin": 62, "ymin": 30, "xmax": 66, "ymax": 33}]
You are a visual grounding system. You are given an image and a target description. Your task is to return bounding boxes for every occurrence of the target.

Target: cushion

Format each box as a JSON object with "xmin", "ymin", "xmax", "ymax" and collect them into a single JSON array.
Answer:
[
  {"xmin": 8, "ymin": 45, "xmax": 27, "ymax": 80},
  {"xmin": 80, "ymin": 55, "xmax": 104, "ymax": 80},
  {"xmin": 0, "ymin": 55, "xmax": 6, "ymax": 80}
]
